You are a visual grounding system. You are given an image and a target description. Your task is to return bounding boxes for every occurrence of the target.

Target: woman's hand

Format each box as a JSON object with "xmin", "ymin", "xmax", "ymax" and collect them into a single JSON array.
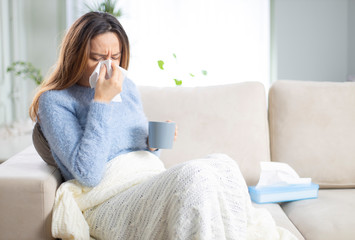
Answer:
[
  {"xmin": 94, "ymin": 62, "xmax": 124, "ymax": 103},
  {"xmin": 148, "ymin": 120, "xmax": 178, "ymax": 152},
  {"xmin": 166, "ymin": 120, "xmax": 178, "ymax": 141}
]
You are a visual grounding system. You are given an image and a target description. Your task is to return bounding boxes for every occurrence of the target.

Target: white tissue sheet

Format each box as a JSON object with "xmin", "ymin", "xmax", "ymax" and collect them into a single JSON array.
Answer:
[
  {"xmin": 256, "ymin": 162, "xmax": 311, "ymax": 188},
  {"xmin": 89, "ymin": 59, "xmax": 127, "ymax": 102}
]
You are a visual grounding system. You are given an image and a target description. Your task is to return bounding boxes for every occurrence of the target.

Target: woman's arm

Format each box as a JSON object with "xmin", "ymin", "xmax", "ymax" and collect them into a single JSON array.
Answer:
[{"xmin": 39, "ymin": 91, "xmax": 113, "ymax": 187}]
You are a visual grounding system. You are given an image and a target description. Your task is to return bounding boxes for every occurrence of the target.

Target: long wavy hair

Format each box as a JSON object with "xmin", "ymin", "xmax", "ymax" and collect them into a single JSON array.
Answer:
[{"xmin": 29, "ymin": 12, "xmax": 130, "ymax": 121}]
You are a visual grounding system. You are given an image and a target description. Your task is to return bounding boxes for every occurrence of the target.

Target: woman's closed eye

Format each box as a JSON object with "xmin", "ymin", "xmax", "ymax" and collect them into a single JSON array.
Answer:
[
  {"xmin": 111, "ymin": 54, "xmax": 121, "ymax": 60},
  {"xmin": 90, "ymin": 56, "xmax": 120, "ymax": 61},
  {"xmin": 91, "ymin": 57, "xmax": 102, "ymax": 61},
  {"xmin": 90, "ymin": 54, "xmax": 104, "ymax": 61}
]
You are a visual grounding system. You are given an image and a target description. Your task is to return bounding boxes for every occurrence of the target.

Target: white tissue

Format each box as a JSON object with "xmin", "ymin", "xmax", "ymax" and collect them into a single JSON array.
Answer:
[
  {"xmin": 256, "ymin": 162, "xmax": 311, "ymax": 188},
  {"xmin": 89, "ymin": 59, "xmax": 127, "ymax": 102}
]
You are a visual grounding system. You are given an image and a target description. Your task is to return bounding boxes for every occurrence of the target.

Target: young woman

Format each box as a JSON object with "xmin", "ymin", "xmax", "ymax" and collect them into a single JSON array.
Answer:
[
  {"xmin": 30, "ymin": 12, "xmax": 292, "ymax": 240},
  {"xmin": 30, "ymin": 11, "xmax": 166, "ymax": 187}
]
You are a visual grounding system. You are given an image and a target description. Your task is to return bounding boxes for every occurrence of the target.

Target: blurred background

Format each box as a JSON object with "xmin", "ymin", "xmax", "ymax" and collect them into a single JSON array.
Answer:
[{"xmin": 0, "ymin": 0, "xmax": 354, "ymax": 160}]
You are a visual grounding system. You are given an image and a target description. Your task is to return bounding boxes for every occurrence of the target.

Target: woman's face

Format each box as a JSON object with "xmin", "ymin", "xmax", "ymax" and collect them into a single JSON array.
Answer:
[{"xmin": 78, "ymin": 31, "xmax": 122, "ymax": 87}]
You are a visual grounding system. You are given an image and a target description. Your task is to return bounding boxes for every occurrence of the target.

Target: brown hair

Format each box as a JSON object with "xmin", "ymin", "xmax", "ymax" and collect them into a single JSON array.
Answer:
[{"xmin": 29, "ymin": 12, "xmax": 130, "ymax": 121}]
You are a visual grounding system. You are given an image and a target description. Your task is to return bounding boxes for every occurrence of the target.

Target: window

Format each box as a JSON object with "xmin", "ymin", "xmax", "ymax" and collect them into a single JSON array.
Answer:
[{"xmin": 80, "ymin": 0, "xmax": 270, "ymax": 88}]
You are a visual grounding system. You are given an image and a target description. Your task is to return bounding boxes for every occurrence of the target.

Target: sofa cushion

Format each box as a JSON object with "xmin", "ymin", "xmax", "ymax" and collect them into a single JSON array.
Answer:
[
  {"xmin": 0, "ymin": 146, "xmax": 62, "ymax": 240},
  {"xmin": 269, "ymin": 80, "xmax": 355, "ymax": 188},
  {"xmin": 252, "ymin": 203, "xmax": 305, "ymax": 240},
  {"xmin": 281, "ymin": 189, "xmax": 355, "ymax": 240},
  {"xmin": 139, "ymin": 82, "xmax": 270, "ymax": 186}
]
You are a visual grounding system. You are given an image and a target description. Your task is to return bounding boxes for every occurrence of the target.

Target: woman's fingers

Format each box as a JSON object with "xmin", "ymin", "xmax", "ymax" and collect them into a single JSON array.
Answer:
[
  {"xmin": 110, "ymin": 63, "xmax": 123, "ymax": 92},
  {"xmin": 174, "ymin": 124, "xmax": 178, "ymax": 141},
  {"xmin": 97, "ymin": 63, "xmax": 107, "ymax": 83},
  {"xmin": 94, "ymin": 63, "xmax": 123, "ymax": 103},
  {"xmin": 166, "ymin": 120, "xmax": 178, "ymax": 141}
]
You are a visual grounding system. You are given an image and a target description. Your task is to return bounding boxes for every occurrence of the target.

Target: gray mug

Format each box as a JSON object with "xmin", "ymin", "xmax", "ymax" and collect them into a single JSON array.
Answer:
[{"xmin": 148, "ymin": 121, "xmax": 176, "ymax": 149}]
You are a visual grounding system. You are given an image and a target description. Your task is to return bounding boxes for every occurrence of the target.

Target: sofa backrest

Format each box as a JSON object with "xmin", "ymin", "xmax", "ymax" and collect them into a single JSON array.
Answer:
[
  {"xmin": 139, "ymin": 82, "xmax": 270, "ymax": 186},
  {"xmin": 269, "ymin": 80, "xmax": 355, "ymax": 188}
]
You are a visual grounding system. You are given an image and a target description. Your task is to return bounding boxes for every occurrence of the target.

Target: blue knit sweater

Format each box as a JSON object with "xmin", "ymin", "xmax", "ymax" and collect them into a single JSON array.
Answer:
[{"xmin": 38, "ymin": 79, "xmax": 158, "ymax": 187}]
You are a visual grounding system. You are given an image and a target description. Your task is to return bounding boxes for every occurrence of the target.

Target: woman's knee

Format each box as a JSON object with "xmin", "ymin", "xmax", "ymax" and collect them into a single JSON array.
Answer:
[{"xmin": 173, "ymin": 160, "xmax": 219, "ymax": 189}]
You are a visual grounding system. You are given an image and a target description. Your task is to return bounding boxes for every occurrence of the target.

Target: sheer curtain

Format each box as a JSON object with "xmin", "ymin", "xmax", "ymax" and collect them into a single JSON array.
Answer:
[{"xmin": 81, "ymin": 0, "xmax": 270, "ymax": 88}]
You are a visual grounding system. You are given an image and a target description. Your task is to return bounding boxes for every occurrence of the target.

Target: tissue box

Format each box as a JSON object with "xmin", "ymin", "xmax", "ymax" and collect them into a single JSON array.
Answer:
[{"xmin": 248, "ymin": 183, "xmax": 319, "ymax": 204}]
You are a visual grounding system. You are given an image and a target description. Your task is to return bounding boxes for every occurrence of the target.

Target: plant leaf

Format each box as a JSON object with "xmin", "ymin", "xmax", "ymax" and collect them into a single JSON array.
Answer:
[
  {"xmin": 201, "ymin": 70, "xmax": 208, "ymax": 76},
  {"xmin": 86, "ymin": 0, "xmax": 122, "ymax": 18},
  {"xmin": 172, "ymin": 53, "xmax": 177, "ymax": 59},
  {"xmin": 157, "ymin": 60, "xmax": 164, "ymax": 70},
  {"xmin": 7, "ymin": 61, "xmax": 43, "ymax": 85},
  {"xmin": 174, "ymin": 79, "xmax": 182, "ymax": 86},
  {"xmin": 189, "ymin": 73, "xmax": 195, "ymax": 77}
]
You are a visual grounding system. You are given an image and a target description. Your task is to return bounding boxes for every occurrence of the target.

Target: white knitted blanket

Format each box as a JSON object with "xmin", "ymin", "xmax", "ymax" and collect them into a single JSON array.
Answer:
[{"xmin": 52, "ymin": 151, "xmax": 297, "ymax": 240}]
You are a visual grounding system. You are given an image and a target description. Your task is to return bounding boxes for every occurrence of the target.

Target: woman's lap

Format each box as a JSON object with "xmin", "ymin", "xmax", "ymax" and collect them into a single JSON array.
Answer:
[{"xmin": 83, "ymin": 154, "xmax": 249, "ymax": 240}]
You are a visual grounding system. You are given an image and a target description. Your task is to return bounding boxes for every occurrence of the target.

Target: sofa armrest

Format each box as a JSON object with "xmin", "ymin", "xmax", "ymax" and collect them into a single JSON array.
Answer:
[{"xmin": 0, "ymin": 145, "xmax": 62, "ymax": 240}]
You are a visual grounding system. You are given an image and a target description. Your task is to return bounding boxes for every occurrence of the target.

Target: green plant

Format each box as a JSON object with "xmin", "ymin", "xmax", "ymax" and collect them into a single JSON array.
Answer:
[
  {"xmin": 86, "ymin": 0, "xmax": 122, "ymax": 18},
  {"xmin": 7, "ymin": 61, "xmax": 43, "ymax": 85},
  {"xmin": 157, "ymin": 53, "xmax": 207, "ymax": 86}
]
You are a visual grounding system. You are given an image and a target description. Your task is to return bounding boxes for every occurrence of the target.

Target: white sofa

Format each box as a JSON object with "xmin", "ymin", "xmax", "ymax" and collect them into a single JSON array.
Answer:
[{"xmin": 1, "ymin": 80, "xmax": 354, "ymax": 240}]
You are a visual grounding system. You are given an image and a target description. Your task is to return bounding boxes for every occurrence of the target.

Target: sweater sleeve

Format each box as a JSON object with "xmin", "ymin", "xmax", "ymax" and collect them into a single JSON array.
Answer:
[{"xmin": 39, "ymin": 91, "xmax": 113, "ymax": 187}]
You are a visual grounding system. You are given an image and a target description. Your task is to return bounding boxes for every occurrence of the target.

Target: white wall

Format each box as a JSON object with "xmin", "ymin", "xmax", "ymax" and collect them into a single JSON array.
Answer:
[{"xmin": 273, "ymin": 0, "xmax": 353, "ymax": 82}]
